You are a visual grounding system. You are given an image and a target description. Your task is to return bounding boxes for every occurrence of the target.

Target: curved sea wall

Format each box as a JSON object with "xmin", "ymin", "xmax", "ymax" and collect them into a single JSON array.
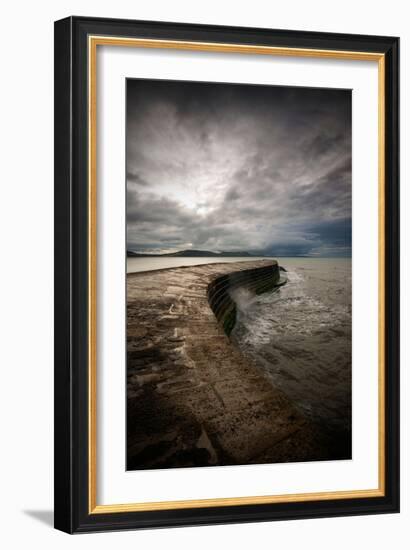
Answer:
[
  {"xmin": 127, "ymin": 260, "xmax": 327, "ymax": 471},
  {"xmin": 207, "ymin": 262, "xmax": 282, "ymax": 334}
]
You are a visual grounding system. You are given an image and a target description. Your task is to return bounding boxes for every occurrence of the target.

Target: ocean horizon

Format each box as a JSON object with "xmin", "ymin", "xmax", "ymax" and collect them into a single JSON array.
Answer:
[{"xmin": 127, "ymin": 255, "xmax": 351, "ymax": 274}]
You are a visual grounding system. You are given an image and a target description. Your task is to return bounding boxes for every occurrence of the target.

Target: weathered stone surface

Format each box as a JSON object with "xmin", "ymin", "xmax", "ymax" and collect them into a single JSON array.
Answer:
[{"xmin": 127, "ymin": 260, "xmax": 334, "ymax": 470}]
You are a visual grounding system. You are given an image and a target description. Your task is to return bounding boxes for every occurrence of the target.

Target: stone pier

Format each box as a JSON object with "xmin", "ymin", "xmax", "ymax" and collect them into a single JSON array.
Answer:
[{"xmin": 127, "ymin": 260, "xmax": 330, "ymax": 470}]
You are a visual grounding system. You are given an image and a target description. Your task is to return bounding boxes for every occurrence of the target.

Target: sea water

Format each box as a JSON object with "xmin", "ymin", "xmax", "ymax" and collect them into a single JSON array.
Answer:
[
  {"xmin": 232, "ymin": 258, "xmax": 352, "ymax": 434},
  {"xmin": 127, "ymin": 256, "xmax": 274, "ymax": 273}
]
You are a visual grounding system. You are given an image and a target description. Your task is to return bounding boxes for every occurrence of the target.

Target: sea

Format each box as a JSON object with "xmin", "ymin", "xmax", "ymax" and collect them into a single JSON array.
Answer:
[
  {"xmin": 231, "ymin": 258, "xmax": 352, "ymax": 436},
  {"xmin": 127, "ymin": 256, "xmax": 352, "ymax": 437},
  {"xmin": 127, "ymin": 256, "xmax": 274, "ymax": 273}
]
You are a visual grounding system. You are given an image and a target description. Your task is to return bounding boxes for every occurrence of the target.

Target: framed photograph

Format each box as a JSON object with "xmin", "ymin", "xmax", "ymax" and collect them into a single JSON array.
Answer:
[{"xmin": 54, "ymin": 16, "xmax": 399, "ymax": 533}]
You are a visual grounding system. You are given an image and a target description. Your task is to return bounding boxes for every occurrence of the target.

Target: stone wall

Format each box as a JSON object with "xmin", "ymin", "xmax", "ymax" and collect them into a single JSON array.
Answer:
[
  {"xmin": 207, "ymin": 262, "xmax": 281, "ymax": 335},
  {"xmin": 127, "ymin": 260, "xmax": 330, "ymax": 470}
]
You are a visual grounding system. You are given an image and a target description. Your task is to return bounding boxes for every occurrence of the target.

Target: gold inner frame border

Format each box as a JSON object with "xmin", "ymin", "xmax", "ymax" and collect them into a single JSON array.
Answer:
[{"xmin": 87, "ymin": 35, "xmax": 385, "ymax": 514}]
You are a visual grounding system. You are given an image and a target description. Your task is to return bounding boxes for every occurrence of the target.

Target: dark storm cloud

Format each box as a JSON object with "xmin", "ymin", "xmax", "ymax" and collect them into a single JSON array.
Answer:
[
  {"xmin": 126, "ymin": 168, "xmax": 150, "ymax": 186},
  {"xmin": 126, "ymin": 79, "xmax": 351, "ymax": 256}
]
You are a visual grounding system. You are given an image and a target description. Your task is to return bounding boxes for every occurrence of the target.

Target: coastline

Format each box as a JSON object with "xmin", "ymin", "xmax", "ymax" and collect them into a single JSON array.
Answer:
[
  {"xmin": 127, "ymin": 255, "xmax": 278, "ymax": 275},
  {"xmin": 127, "ymin": 260, "xmax": 343, "ymax": 470}
]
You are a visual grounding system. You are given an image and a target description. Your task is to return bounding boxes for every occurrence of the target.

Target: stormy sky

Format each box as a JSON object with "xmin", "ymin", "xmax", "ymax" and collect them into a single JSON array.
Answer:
[{"xmin": 126, "ymin": 79, "xmax": 351, "ymax": 257}]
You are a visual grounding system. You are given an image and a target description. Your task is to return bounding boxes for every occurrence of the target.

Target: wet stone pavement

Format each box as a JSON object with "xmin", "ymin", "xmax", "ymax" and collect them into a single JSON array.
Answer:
[{"xmin": 127, "ymin": 261, "xmax": 342, "ymax": 470}]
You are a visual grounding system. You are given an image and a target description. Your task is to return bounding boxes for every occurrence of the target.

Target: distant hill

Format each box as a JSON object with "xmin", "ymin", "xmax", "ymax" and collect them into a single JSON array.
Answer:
[{"xmin": 127, "ymin": 249, "xmax": 255, "ymax": 258}]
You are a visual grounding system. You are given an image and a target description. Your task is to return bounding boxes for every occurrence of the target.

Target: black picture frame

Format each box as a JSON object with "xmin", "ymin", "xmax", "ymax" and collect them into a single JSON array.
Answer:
[{"xmin": 54, "ymin": 15, "xmax": 400, "ymax": 533}]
